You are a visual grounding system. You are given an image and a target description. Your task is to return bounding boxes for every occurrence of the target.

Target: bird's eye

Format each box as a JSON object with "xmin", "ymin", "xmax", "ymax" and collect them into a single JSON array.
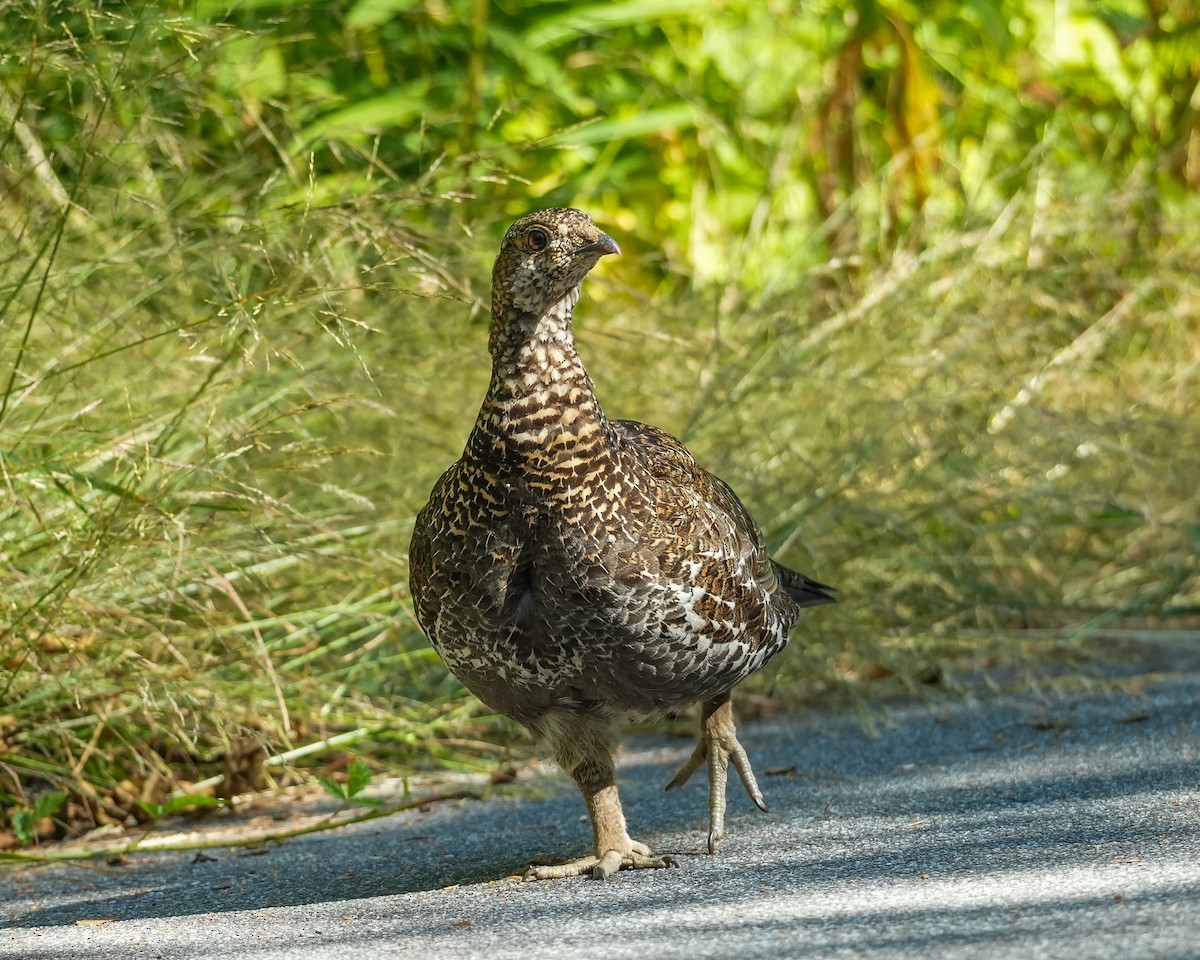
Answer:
[{"xmin": 527, "ymin": 227, "xmax": 550, "ymax": 251}]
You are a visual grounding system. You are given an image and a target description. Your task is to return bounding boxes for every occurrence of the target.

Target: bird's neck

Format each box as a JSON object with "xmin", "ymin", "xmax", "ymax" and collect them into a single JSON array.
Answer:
[
  {"xmin": 471, "ymin": 290, "xmax": 609, "ymax": 474},
  {"xmin": 486, "ymin": 285, "xmax": 576, "ymax": 367}
]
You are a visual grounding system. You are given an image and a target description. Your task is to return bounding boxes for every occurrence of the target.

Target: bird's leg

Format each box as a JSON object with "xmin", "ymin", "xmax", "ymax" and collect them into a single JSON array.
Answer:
[
  {"xmin": 524, "ymin": 714, "xmax": 678, "ymax": 880},
  {"xmin": 665, "ymin": 692, "xmax": 768, "ymax": 853}
]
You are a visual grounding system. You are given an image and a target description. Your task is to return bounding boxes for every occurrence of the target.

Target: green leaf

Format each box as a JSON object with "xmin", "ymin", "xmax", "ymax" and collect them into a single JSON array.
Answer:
[
  {"xmin": 347, "ymin": 0, "xmax": 420, "ymax": 29},
  {"xmin": 316, "ymin": 775, "xmax": 350, "ymax": 802},
  {"xmin": 317, "ymin": 761, "xmax": 382, "ymax": 807},
  {"xmin": 547, "ymin": 104, "xmax": 698, "ymax": 147},
  {"xmin": 140, "ymin": 794, "xmax": 223, "ymax": 819},
  {"xmin": 297, "ymin": 82, "xmax": 428, "ymax": 147},
  {"xmin": 345, "ymin": 759, "xmax": 373, "ymax": 799},
  {"xmin": 11, "ymin": 810, "xmax": 35, "ymax": 846},
  {"xmin": 195, "ymin": 0, "xmax": 315, "ymax": 17},
  {"xmin": 526, "ymin": 0, "xmax": 699, "ymax": 49},
  {"xmin": 7, "ymin": 791, "xmax": 68, "ymax": 846},
  {"xmin": 489, "ymin": 26, "xmax": 593, "ymax": 115},
  {"xmin": 33, "ymin": 790, "xmax": 68, "ymax": 820}
]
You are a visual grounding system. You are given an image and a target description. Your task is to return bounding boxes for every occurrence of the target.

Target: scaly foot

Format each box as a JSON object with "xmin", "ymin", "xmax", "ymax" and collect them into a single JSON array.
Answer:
[
  {"xmin": 524, "ymin": 839, "xmax": 679, "ymax": 880},
  {"xmin": 665, "ymin": 694, "xmax": 768, "ymax": 852}
]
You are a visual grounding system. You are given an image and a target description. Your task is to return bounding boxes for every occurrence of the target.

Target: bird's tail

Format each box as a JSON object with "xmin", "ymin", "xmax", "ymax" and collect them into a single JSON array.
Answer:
[{"xmin": 773, "ymin": 562, "xmax": 838, "ymax": 608}]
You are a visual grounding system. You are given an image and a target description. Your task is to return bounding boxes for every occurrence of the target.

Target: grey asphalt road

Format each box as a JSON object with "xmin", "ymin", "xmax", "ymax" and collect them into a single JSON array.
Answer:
[{"xmin": 3, "ymin": 674, "xmax": 1198, "ymax": 960}]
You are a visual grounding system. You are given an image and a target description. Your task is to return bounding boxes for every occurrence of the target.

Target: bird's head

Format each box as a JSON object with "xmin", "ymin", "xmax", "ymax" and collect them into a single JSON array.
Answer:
[{"xmin": 491, "ymin": 208, "xmax": 620, "ymax": 318}]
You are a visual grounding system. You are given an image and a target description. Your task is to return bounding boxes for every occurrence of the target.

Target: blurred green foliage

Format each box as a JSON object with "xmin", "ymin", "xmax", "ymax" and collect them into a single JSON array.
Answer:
[
  {"xmin": 7, "ymin": 1, "xmax": 1198, "ymax": 281},
  {"xmin": 1, "ymin": 0, "xmax": 1198, "ymax": 848}
]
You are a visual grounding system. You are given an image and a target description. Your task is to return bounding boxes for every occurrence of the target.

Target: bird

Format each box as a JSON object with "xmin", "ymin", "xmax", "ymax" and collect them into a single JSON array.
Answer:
[{"xmin": 408, "ymin": 207, "xmax": 835, "ymax": 880}]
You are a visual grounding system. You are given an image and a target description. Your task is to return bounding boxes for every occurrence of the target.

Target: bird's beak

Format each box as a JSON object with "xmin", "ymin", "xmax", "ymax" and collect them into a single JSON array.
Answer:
[{"xmin": 576, "ymin": 233, "xmax": 621, "ymax": 258}]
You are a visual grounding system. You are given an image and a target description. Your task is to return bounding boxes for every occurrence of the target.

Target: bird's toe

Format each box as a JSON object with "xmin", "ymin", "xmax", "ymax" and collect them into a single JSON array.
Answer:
[{"xmin": 522, "ymin": 840, "xmax": 677, "ymax": 882}]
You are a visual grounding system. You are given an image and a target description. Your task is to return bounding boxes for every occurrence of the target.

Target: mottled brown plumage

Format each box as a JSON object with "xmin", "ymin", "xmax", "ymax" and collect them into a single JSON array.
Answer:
[{"xmin": 409, "ymin": 208, "xmax": 834, "ymax": 879}]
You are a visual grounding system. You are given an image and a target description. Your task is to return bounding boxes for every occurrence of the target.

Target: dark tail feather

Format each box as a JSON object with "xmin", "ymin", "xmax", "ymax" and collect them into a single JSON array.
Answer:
[{"xmin": 774, "ymin": 562, "xmax": 838, "ymax": 608}]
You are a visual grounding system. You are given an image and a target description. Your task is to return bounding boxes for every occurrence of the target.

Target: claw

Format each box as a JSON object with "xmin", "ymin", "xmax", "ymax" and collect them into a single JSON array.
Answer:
[
  {"xmin": 665, "ymin": 740, "xmax": 706, "ymax": 791},
  {"xmin": 523, "ymin": 846, "xmax": 678, "ymax": 881},
  {"xmin": 664, "ymin": 694, "xmax": 768, "ymax": 853}
]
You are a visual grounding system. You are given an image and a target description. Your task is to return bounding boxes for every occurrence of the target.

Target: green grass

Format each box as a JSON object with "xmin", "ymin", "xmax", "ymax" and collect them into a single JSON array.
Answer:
[
  {"xmin": 2, "ymin": 3, "xmax": 1198, "ymax": 851},
  {"xmin": 5, "ymin": 172, "xmax": 1196, "ymax": 849}
]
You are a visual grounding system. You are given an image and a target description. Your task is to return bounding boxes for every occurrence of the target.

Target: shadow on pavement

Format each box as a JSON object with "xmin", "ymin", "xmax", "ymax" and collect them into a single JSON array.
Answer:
[{"xmin": 5, "ymin": 677, "xmax": 1197, "ymax": 933}]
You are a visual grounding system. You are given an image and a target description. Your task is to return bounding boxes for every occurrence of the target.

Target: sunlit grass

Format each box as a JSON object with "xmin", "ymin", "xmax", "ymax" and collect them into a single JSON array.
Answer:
[
  {"xmin": 2, "ymin": 5, "xmax": 1198, "ymax": 851},
  {"xmin": 10, "ymin": 173, "xmax": 1196, "ymax": 848}
]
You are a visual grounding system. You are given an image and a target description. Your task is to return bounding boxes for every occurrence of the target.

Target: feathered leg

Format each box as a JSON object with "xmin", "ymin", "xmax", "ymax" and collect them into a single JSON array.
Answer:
[
  {"xmin": 524, "ymin": 709, "xmax": 677, "ymax": 880},
  {"xmin": 665, "ymin": 691, "xmax": 768, "ymax": 853}
]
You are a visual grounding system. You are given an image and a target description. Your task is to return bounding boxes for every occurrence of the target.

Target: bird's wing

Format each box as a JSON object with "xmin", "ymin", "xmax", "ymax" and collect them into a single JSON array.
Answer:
[{"xmin": 607, "ymin": 418, "xmax": 834, "ymax": 608}]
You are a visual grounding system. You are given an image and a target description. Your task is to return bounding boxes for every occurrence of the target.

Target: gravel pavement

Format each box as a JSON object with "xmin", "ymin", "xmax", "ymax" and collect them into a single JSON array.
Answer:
[{"xmin": 3, "ymin": 673, "xmax": 1198, "ymax": 960}]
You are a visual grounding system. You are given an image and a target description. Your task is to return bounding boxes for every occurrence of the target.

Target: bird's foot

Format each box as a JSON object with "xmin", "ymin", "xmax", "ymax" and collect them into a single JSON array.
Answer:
[
  {"xmin": 523, "ymin": 840, "xmax": 679, "ymax": 881},
  {"xmin": 665, "ymin": 696, "xmax": 767, "ymax": 853}
]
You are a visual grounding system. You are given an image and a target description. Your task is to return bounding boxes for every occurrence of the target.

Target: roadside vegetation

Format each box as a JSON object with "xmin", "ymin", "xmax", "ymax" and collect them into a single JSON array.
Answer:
[{"xmin": 2, "ymin": 0, "xmax": 1197, "ymax": 853}]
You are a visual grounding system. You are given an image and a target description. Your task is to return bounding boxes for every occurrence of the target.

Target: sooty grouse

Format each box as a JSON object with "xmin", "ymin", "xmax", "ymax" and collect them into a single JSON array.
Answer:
[{"xmin": 409, "ymin": 208, "xmax": 835, "ymax": 880}]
